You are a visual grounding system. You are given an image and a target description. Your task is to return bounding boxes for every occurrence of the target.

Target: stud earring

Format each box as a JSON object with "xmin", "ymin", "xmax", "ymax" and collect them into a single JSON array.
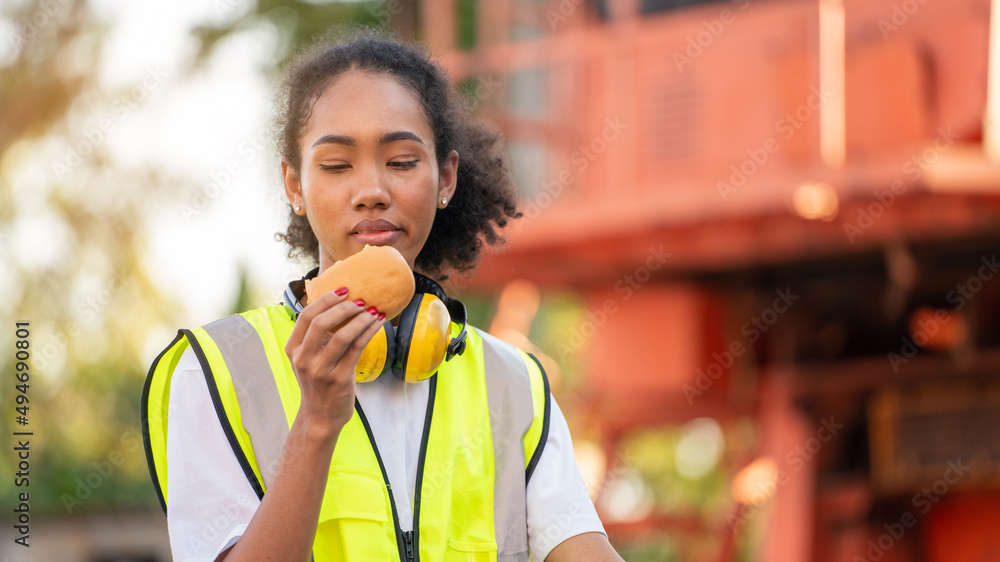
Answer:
[
  {"xmin": 441, "ymin": 197, "xmax": 447, "ymax": 205},
  {"xmin": 294, "ymin": 205, "xmax": 301, "ymax": 213}
]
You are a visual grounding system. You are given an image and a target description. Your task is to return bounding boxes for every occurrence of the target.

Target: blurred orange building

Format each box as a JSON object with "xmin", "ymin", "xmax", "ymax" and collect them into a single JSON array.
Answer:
[{"xmin": 411, "ymin": 0, "xmax": 1000, "ymax": 560}]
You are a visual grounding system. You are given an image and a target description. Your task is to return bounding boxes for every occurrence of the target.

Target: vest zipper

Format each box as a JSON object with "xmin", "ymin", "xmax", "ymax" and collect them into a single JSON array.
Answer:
[
  {"xmin": 353, "ymin": 374, "xmax": 437, "ymax": 562},
  {"xmin": 402, "ymin": 530, "xmax": 415, "ymax": 561}
]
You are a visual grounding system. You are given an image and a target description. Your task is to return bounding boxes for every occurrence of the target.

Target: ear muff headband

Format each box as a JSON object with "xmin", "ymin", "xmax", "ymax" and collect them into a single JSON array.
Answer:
[
  {"xmin": 394, "ymin": 294, "xmax": 451, "ymax": 383},
  {"xmin": 350, "ymin": 273, "xmax": 470, "ymax": 383},
  {"xmin": 413, "ymin": 273, "xmax": 468, "ymax": 361},
  {"xmin": 443, "ymin": 297, "xmax": 467, "ymax": 360},
  {"xmin": 392, "ymin": 294, "xmax": 418, "ymax": 379},
  {"xmin": 284, "ymin": 268, "xmax": 467, "ymax": 383}
]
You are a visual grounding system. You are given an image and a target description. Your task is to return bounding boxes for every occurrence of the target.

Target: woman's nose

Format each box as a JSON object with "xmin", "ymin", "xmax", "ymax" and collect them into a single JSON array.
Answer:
[{"xmin": 350, "ymin": 162, "xmax": 390, "ymax": 208}]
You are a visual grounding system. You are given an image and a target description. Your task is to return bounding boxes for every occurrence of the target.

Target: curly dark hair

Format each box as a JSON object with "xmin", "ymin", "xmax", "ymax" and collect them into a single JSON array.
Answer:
[{"xmin": 271, "ymin": 27, "xmax": 522, "ymax": 279}]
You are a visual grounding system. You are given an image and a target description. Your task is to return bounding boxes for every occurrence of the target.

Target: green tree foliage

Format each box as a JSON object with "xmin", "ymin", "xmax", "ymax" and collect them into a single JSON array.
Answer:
[
  {"xmin": 0, "ymin": 0, "xmax": 188, "ymax": 514},
  {"xmin": 188, "ymin": 0, "xmax": 399, "ymax": 78},
  {"xmin": 0, "ymin": 0, "xmax": 389, "ymax": 515}
]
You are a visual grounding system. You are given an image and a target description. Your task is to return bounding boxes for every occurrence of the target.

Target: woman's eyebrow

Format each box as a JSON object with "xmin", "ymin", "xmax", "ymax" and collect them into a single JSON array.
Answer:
[
  {"xmin": 311, "ymin": 134, "xmax": 355, "ymax": 148},
  {"xmin": 311, "ymin": 130, "xmax": 425, "ymax": 149},
  {"xmin": 378, "ymin": 130, "xmax": 425, "ymax": 146}
]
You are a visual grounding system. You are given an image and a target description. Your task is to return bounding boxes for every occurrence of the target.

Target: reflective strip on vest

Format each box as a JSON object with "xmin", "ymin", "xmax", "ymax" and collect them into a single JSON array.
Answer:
[
  {"xmin": 480, "ymin": 330, "xmax": 536, "ymax": 560},
  {"xmin": 142, "ymin": 304, "xmax": 551, "ymax": 561},
  {"xmin": 202, "ymin": 314, "xmax": 290, "ymax": 489}
]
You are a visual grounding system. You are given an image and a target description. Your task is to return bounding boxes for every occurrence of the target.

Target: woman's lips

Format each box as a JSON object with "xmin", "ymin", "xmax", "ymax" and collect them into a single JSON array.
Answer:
[
  {"xmin": 351, "ymin": 229, "xmax": 401, "ymax": 245},
  {"xmin": 351, "ymin": 218, "xmax": 401, "ymax": 245}
]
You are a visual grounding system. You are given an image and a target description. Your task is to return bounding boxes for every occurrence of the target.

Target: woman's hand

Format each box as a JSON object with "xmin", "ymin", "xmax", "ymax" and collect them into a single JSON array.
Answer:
[
  {"xmin": 284, "ymin": 287, "xmax": 384, "ymax": 437},
  {"xmin": 217, "ymin": 288, "xmax": 383, "ymax": 562}
]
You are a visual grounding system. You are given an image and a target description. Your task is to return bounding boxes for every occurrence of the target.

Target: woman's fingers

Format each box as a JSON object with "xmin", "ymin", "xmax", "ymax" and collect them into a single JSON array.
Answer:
[
  {"xmin": 317, "ymin": 306, "xmax": 383, "ymax": 368},
  {"xmin": 287, "ymin": 288, "xmax": 385, "ymax": 380},
  {"xmin": 311, "ymin": 304, "xmax": 377, "ymax": 365},
  {"xmin": 299, "ymin": 298, "xmax": 368, "ymax": 353},
  {"xmin": 285, "ymin": 290, "xmax": 347, "ymax": 353},
  {"xmin": 334, "ymin": 310, "xmax": 387, "ymax": 369},
  {"xmin": 282, "ymin": 288, "xmax": 385, "ymax": 430}
]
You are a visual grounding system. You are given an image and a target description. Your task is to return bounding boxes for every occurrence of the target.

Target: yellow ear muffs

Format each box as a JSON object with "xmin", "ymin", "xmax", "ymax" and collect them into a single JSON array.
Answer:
[
  {"xmin": 352, "ymin": 272, "xmax": 469, "ymax": 384},
  {"xmin": 393, "ymin": 293, "xmax": 451, "ymax": 383},
  {"xmin": 355, "ymin": 322, "xmax": 393, "ymax": 383}
]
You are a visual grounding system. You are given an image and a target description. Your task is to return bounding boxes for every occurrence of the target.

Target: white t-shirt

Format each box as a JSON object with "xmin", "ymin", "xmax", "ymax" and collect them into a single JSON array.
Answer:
[{"xmin": 165, "ymin": 345, "xmax": 604, "ymax": 561}]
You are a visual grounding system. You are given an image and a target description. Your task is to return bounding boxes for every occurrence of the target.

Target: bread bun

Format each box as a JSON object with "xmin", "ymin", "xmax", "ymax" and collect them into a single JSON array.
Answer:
[{"xmin": 305, "ymin": 244, "xmax": 415, "ymax": 319}]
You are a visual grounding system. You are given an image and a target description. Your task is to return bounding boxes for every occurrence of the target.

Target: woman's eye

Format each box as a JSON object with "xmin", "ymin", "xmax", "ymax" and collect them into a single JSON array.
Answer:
[
  {"xmin": 389, "ymin": 160, "xmax": 418, "ymax": 169},
  {"xmin": 319, "ymin": 164, "xmax": 350, "ymax": 172}
]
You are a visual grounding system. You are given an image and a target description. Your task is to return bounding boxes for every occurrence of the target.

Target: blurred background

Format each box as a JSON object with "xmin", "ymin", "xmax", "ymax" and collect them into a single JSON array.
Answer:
[{"xmin": 2, "ymin": 0, "xmax": 999, "ymax": 560}]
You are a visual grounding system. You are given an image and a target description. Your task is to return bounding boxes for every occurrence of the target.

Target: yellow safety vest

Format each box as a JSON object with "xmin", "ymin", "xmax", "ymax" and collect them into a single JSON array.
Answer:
[{"xmin": 142, "ymin": 302, "xmax": 551, "ymax": 561}]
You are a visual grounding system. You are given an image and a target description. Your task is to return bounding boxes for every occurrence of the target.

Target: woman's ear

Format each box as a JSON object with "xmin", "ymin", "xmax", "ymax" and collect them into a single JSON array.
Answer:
[
  {"xmin": 438, "ymin": 149, "xmax": 459, "ymax": 208},
  {"xmin": 281, "ymin": 157, "xmax": 305, "ymax": 214}
]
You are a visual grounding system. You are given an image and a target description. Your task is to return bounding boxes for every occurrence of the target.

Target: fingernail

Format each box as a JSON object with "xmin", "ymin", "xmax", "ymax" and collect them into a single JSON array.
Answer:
[
  {"xmin": 353, "ymin": 299, "xmax": 365, "ymax": 307},
  {"xmin": 377, "ymin": 313, "xmax": 386, "ymax": 321},
  {"xmin": 334, "ymin": 287, "xmax": 349, "ymax": 296},
  {"xmin": 367, "ymin": 306, "xmax": 378, "ymax": 316}
]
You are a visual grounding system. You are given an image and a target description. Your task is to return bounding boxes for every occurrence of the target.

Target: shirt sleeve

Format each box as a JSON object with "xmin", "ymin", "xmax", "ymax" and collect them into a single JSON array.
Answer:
[
  {"xmin": 165, "ymin": 346, "xmax": 261, "ymax": 561},
  {"xmin": 525, "ymin": 395, "xmax": 607, "ymax": 561}
]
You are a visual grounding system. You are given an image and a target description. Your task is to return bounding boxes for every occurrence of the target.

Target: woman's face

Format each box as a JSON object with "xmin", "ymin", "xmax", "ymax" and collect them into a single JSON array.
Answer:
[{"xmin": 282, "ymin": 70, "xmax": 458, "ymax": 273}]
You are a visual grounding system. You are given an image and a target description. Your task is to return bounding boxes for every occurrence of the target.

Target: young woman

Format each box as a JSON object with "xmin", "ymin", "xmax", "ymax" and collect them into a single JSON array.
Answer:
[{"xmin": 142, "ymin": 29, "xmax": 622, "ymax": 562}]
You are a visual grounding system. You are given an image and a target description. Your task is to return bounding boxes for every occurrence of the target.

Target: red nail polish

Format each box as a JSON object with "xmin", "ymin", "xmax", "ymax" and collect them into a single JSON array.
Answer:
[
  {"xmin": 353, "ymin": 299, "xmax": 365, "ymax": 307},
  {"xmin": 367, "ymin": 306, "xmax": 378, "ymax": 316},
  {"xmin": 377, "ymin": 313, "xmax": 386, "ymax": 321},
  {"xmin": 334, "ymin": 287, "xmax": 349, "ymax": 296}
]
